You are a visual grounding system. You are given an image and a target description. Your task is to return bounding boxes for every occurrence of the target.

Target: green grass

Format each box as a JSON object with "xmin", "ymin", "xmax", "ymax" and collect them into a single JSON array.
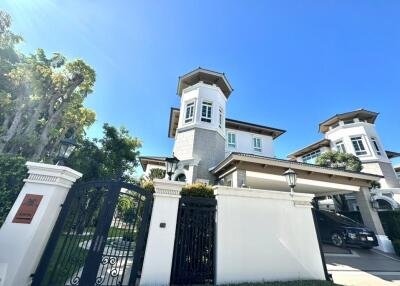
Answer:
[{"xmin": 222, "ymin": 281, "xmax": 342, "ymax": 286}]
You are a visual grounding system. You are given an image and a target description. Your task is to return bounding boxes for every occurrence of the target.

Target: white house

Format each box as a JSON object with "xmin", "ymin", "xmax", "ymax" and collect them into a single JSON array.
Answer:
[
  {"xmin": 288, "ymin": 109, "xmax": 400, "ymax": 210},
  {"xmin": 139, "ymin": 68, "xmax": 394, "ymax": 252}
]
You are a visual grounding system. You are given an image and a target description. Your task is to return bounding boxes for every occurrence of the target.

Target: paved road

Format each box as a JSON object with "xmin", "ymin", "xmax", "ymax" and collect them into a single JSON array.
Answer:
[{"xmin": 323, "ymin": 245, "xmax": 400, "ymax": 286}]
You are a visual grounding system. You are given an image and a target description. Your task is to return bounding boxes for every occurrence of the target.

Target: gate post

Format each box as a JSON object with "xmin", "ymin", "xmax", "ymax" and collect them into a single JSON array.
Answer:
[
  {"xmin": 140, "ymin": 179, "xmax": 185, "ymax": 286},
  {"xmin": 0, "ymin": 162, "xmax": 82, "ymax": 286}
]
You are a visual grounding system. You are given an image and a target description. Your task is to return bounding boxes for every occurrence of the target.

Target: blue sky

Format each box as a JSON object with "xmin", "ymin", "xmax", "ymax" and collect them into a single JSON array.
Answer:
[{"xmin": 2, "ymin": 0, "xmax": 400, "ymax": 169}]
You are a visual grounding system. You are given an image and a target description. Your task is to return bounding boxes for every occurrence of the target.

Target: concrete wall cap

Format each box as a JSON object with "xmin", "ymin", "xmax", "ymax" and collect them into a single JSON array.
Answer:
[
  {"xmin": 213, "ymin": 185, "xmax": 314, "ymax": 202},
  {"xmin": 153, "ymin": 179, "xmax": 186, "ymax": 196},
  {"xmin": 26, "ymin": 161, "xmax": 82, "ymax": 182}
]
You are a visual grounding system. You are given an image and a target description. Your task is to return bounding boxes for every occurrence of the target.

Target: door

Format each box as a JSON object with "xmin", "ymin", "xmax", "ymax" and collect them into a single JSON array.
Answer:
[
  {"xmin": 32, "ymin": 181, "xmax": 152, "ymax": 286},
  {"xmin": 170, "ymin": 196, "xmax": 216, "ymax": 285}
]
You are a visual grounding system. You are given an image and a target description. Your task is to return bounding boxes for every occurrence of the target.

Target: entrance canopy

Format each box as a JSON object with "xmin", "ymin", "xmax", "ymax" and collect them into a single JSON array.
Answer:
[{"xmin": 212, "ymin": 152, "xmax": 382, "ymax": 196}]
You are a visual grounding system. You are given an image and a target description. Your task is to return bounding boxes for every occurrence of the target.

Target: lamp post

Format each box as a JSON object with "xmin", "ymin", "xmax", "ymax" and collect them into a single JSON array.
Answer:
[
  {"xmin": 283, "ymin": 168, "xmax": 297, "ymax": 196},
  {"xmin": 56, "ymin": 138, "xmax": 78, "ymax": 166},
  {"xmin": 165, "ymin": 155, "xmax": 179, "ymax": 180}
]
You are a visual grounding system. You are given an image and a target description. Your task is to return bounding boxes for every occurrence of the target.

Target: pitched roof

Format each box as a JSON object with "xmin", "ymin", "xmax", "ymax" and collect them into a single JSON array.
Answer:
[
  {"xmin": 177, "ymin": 67, "xmax": 233, "ymax": 98},
  {"xmin": 319, "ymin": 109, "xmax": 379, "ymax": 133},
  {"xmin": 139, "ymin": 156, "xmax": 166, "ymax": 171},
  {"xmin": 212, "ymin": 152, "xmax": 382, "ymax": 181},
  {"xmin": 168, "ymin": 108, "xmax": 286, "ymax": 139},
  {"xmin": 288, "ymin": 139, "xmax": 331, "ymax": 159},
  {"xmin": 386, "ymin": 150, "xmax": 400, "ymax": 159}
]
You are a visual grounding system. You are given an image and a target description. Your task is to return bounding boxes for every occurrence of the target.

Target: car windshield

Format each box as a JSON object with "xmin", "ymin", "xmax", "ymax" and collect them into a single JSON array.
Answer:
[{"xmin": 321, "ymin": 211, "xmax": 363, "ymax": 227}]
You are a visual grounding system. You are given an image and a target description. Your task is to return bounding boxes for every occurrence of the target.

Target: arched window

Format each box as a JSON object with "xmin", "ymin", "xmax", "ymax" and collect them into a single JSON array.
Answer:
[
  {"xmin": 175, "ymin": 173, "xmax": 186, "ymax": 182},
  {"xmin": 376, "ymin": 199, "xmax": 393, "ymax": 210}
]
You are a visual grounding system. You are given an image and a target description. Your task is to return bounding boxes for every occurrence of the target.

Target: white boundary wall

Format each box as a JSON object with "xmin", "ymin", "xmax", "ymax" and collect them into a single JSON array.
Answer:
[
  {"xmin": 214, "ymin": 186, "xmax": 326, "ymax": 284},
  {"xmin": 0, "ymin": 162, "xmax": 82, "ymax": 286}
]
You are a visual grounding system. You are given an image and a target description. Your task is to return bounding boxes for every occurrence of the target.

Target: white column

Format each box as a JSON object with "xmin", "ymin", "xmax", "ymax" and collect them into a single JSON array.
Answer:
[
  {"xmin": 140, "ymin": 179, "xmax": 185, "ymax": 286},
  {"xmin": 231, "ymin": 169, "xmax": 246, "ymax": 188},
  {"xmin": 0, "ymin": 162, "xmax": 82, "ymax": 286},
  {"xmin": 356, "ymin": 186, "xmax": 395, "ymax": 253}
]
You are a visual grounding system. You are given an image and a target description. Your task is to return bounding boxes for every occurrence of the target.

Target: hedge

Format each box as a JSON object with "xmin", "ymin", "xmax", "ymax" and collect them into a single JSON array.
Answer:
[
  {"xmin": 181, "ymin": 183, "xmax": 214, "ymax": 198},
  {"xmin": 378, "ymin": 211, "xmax": 400, "ymax": 241},
  {"xmin": 394, "ymin": 240, "xmax": 400, "ymax": 256}
]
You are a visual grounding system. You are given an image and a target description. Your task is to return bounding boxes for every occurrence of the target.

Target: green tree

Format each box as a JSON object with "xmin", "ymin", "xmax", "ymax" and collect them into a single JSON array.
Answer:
[
  {"xmin": 0, "ymin": 10, "xmax": 96, "ymax": 160},
  {"xmin": 0, "ymin": 154, "xmax": 27, "ymax": 226},
  {"xmin": 67, "ymin": 124, "xmax": 142, "ymax": 182},
  {"xmin": 315, "ymin": 151, "xmax": 363, "ymax": 172}
]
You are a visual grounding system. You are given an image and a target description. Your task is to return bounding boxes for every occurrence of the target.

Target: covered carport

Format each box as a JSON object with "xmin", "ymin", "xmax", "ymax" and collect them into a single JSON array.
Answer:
[{"xmin": 212, "ymin": 152, "xmax": 394, "ymax": 253}]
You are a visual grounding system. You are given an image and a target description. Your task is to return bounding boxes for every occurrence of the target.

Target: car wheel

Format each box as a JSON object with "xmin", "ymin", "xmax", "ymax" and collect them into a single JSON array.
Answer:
[{"xmin": 331, "ymin": 232, "xmax": 344, "ymax": 248}]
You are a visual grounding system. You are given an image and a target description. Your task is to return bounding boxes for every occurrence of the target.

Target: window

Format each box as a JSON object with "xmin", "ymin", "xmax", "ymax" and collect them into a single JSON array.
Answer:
[
  {"xmin": 343, "ymin": 119, "xmax": 354, "ymax": 125},
  {"xmin": 351, "ymin": 136, "xmax": 367, "ymax": 156},
  {"xmin": 302, "ymin": 149, "xmax": 321, "ymax": 164},
  {"xmin": 219, "ymin": 107, "xmax": 223, "ymax": 128},
  {"xmin": 371, "ymin": 137, "xmax": 381, "ymax": 155},
  {"xmin": 331, "ymin": 122, "xmax": 340, "ymax": 129},
  {"xmin": 335, "ymin": 140, "xmax": 346, "ymax": 153},
  {"xmin": 184, "ymin": 102, "xmax": 195, "ymax": 123},
  {"xmin": 201, "ymin": 101, "xmax": 212, "ymax": 123},
  {"xmin": 227, "ymin": 132, "xmax": 236, "ymax": 148},
  {"xmin": 253, "ymin": 137, "xmax": 262, "ymax": 152}
]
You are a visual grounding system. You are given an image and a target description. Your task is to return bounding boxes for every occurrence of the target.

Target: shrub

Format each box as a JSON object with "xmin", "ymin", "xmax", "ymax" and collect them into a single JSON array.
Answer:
[
  {"xmin": 0, "ymin": 154, "xmax": 27, "ymax": 227},
  {"xmin": 181, "ymin": 183, "xmax": 214, "ymax": 198},
  {"xmin": 141, "ymin": 180, "xmax": 155, "ymax": 193},
  {"xmin": 315, "ymin": 151, "xmax": 362, "ymax": 172},
  {"xmin": 122, "ymin": 232, "xmax": 136, "ymax": 242}
]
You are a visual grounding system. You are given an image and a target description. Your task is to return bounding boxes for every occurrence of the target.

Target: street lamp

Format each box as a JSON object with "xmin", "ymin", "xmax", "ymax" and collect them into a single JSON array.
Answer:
[
  {"xmin": 283, "ymin": 168, "xmax": 297, "ymax": 196},
  {"xmin": 56, "ymin": 138, "xmax": 78, "ymax": 166},
  {"xmin": 165, "ymin": 155, "xmax": 179, "ymax": 180}
]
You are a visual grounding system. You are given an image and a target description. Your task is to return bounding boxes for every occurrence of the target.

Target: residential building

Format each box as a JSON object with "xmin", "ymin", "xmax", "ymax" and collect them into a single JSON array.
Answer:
[
  {"xmin": 288, "ymin": 109, "xmax": 400, "ymax": 210},
  {"xmin": 139, "ymin": 68, "xmax": 394, "ymax": 252}
]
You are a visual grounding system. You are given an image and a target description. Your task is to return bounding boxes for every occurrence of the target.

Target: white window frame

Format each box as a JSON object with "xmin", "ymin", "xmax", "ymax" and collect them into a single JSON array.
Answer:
[
  {"xmin": 302, "ymin": 149, "xmax": 321, "ymax": 163},
  {"xmin": 335, "ymin": 140, "xmax": 346, "ymax": 153},
  {"xmin": 253, "ymin": 137, "xmax": 262, "ymax": 152},
  {"xmin": 184, "ymin": 101, "xmax": 195, "ymax": 124},
  {"xmin": 351, "ymin": 136, "xmax": 368, "ymax": 156},
  {"xmin": 201, "ymin": 101, "xmax": 213, "ymax": 123},
  {"xmin": 219, "ymin": 107, "xmax": 224, "ymax": 129},
  {"xmin": 227, "ymin": 132, "xmax": 236, "ymax": 148},
  {"xmin": 371, "ymin": 137, "xmax": 381, "ymax": 155}
]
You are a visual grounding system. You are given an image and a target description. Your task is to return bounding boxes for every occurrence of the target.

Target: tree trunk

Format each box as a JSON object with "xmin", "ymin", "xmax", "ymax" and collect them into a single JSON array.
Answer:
[{"xmin": 0, "ymin": 101, "xmax": 24, "ymax": 153}]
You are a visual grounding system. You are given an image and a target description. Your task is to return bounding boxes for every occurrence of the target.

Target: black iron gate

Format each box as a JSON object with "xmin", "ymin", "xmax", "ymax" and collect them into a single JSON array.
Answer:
[
  {"xmin": 32, "ymin": 181, "xmax": 152, "ymax": 286},
  {"xmin": 170, "ymin": 196, "xmax": 216, "ymax": 285}
]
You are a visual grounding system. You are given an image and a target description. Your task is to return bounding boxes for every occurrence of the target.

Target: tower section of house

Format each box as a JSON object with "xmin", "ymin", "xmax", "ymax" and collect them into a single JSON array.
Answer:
[
  {"xmin": 289, "ymin": 109, "xmax": 400, "ymax": 210},
  {"xmin": 170, "ymin": 68, "xmax": 233, "ymax": 183},
  {"xmin": 319, "ymin": 109, "xmax": 400, "ymax": 189}
]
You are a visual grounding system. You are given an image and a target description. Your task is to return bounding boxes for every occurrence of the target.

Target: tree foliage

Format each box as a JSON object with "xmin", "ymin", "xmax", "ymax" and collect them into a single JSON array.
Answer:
[
  {"xmin": 315, "ymin": 151, "xmax": 363, "ymax": 172},
  {"xmin": 0, "ymin": 154, "xmax": 27, "ymax": 226},
  {"xmin": 0, "ymin": 10, "xmax": 96, "ymax": 160},
  {"xmin": 147, "ymin": 168, "xmax": 166, "ymax": 180},
  {"xmin": 66, "ymin": 124, "xmax": 142, "ymax": 182}
]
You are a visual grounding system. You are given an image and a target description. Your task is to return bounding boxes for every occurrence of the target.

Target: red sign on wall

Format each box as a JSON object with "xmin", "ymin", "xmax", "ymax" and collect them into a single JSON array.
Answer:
[{"xmin": 12, "ymin": 194, "xmax": 43, "ymax": 224}]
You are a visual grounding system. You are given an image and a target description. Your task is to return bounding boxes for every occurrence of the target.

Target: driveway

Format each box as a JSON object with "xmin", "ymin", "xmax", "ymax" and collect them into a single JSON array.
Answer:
[{"xmin": 323, "ymin": 244, "xmax": 400, "ymax": 286}]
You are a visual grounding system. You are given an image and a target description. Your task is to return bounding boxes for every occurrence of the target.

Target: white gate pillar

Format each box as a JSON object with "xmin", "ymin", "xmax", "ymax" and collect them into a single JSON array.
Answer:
[
  {"xmin": 0, "ymin": 162, "xmax": 82, "ymax": 286},
  {"xmin": 356, "ymin": 186, "xmax": 395, "ymax": 253},
  {"xmin": 140, "ymin": 179, "xmax": 185, "ymax": 286}
]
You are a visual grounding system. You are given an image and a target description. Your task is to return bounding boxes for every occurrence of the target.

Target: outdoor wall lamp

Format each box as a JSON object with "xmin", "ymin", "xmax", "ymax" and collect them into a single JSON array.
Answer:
[
  {"xmin": 56, "ymin": 138, "xmax": 78, "ymax": 166},
  {"xmin": 283, "ymin": 168, "xmax": 297, "ymax": 196},
  {"xmin": 165, "ymin": 155, "xmax": 180, "ymax": 180}
]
